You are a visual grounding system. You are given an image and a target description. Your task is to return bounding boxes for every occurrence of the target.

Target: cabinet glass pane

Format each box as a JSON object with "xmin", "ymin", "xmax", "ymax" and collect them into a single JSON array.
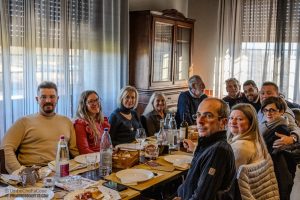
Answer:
[
  {"xmin": 153, "ymin": 22, "xmax": 173, "ymax": 82},
  {"xmin": 175, "ymin": 27, "xmax": 191, "ymax": 81}
]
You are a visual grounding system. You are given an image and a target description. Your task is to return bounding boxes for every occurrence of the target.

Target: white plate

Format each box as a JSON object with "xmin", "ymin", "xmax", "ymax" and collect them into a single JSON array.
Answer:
[
  {"xmin": 5, "ymin": 187, "xmax": 54, "ymax": 200},
  {"xmin": 164, "ymin": 155, "xmax": 193, "ymax": 164},
  {"xmin": 115, "ymin": 143, "xmax": 145, "ymax": 150},
  {"xmin": 116, "ymin": 169, "xmax": 154, "ymax": 183},
  {"xmin": 64, "ymin": 187, "xmax": 110, "ymax": 200},
  {"xmin": 74, "ymin": 152, "xmax": 100, "ymax": 164}
]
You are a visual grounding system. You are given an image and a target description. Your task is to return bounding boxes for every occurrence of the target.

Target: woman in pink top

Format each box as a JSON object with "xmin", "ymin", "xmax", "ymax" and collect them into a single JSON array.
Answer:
[{"xmin": 74, "ymin": 90, "xmax": 110, "ymax": 154}]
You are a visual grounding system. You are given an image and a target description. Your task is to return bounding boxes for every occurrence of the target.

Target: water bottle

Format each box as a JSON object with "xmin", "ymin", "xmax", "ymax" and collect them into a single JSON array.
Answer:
[
  {"xmin": 164, "ymin": 113, "xmax": 171, "ymax": 129},
  {"xmin": 99, "ymin": 128, "xmax": 112, "ymax": 177},
  {"xmin": 168, "ymin": 113, "xmax": 177, "ymax": 149},
  {"xmin": 55, "ymin": 135, "xmax": 69, "ymax": 178}
]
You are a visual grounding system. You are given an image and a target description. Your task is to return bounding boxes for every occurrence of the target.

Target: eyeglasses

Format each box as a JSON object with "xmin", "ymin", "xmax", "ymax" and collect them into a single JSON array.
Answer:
[
  {"xmin": 39, "ymin": 95, "xmax": 57, "ymax": 101},
  {"xmin": 86, "ymin": 99, "xmax": 100, "ymax": 105},
  {"xmin": 262, "ymin": 108, "xmax": 279, "ymax": 114},
  {"xmin": 192, "ymin": 112, "xmax": 221, "ymax": 120}
]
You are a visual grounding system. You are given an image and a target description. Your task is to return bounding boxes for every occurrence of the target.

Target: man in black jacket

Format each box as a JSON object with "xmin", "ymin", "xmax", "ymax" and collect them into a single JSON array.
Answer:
[{"xmin": 176, "ymin": 98, "xmax": 236, "ymax": 200}]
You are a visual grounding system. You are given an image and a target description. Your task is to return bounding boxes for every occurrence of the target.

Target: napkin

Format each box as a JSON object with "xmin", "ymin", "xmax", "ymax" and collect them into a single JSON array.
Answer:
[
  {"xmin": 48, "ymin": 161, "xmax": 86, "ymax": 172},
  {"xmin": 0, "ymin": 185, "xmax": 18, "ymax": 197},
  {"xmin": 0, "ymin": 174, "xmax": 20, "ymax": 185},
  {"xmin": 173, "ymin": 160, "xmax": 190, "ymax": 169},
  {"xmin": 99, "ymin": 185, "xmax": 121, "ymax": 200}
]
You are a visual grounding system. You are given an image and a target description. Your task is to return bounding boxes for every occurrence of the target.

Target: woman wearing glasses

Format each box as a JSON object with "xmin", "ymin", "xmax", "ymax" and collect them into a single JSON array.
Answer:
[
  {"xmin": 74, "ymin": 90, "xmax": 110, "ymax": 154},
  {"xmin": 109, "ymin": 86, "xmax": 142, "ymax": 146},
  {"xmin": 259, "ymin": 96, "xmax": 296, "ymax": 200}
]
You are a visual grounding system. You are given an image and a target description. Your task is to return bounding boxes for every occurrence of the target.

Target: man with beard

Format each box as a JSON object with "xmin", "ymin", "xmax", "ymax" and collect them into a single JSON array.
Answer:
[
  {"xmin": 2, "ymin": 81, "xmax": 78, "ymax": 173},
  {"xmin": 175, "ymin": 75, "xmax": 207, "ymax": 126},
  {"xmin": 242, "ymin": 80, "xmax": 261, "ymax": 112}
]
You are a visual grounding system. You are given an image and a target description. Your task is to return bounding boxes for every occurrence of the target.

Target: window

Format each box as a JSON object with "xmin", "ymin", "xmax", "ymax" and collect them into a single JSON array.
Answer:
[
  {"xmin": 219, "ymin": 0, "xmax": 300, "ymax": 103},
  {"xmin": 0, "ymin": 0, "xmax": 128, "ymax": 142}
]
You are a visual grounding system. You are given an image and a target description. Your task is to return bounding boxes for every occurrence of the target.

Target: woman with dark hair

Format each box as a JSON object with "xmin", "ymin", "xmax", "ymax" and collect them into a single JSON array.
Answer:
[
  {"xmin": 259, "ymin": 96, "xmax": 297, "ymax": 200},
  {"xmin": 74, "ymin": 90, "xmax": 110, "ymax": 154},
  {"xmin": 109, "ymin": 86, "xmax": 142, "ymax": 146}
]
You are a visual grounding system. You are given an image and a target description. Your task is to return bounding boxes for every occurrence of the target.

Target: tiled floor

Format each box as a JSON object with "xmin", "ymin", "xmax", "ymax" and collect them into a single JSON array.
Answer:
[{"xmin": 291, "ymin": 165, "xmax": 300, "ymax": 200}]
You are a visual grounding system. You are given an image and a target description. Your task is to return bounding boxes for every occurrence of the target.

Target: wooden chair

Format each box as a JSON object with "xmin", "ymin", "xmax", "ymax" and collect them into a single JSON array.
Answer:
[{"xmin": 0, "ymin": 149, "xmax": 8, "ymax": 174}]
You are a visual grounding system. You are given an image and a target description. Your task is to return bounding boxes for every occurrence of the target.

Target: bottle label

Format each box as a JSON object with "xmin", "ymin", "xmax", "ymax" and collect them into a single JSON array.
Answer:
[
  {"xmin": 60, "ymin": 163, "xmax": 69, "ymax": 177},
  {"xmin": 179, "ymin": 127, "xmax": 186, "ymax": 139}
]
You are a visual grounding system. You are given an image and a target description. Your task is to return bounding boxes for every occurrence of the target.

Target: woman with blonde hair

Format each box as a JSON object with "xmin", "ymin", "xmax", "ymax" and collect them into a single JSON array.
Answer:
[
  {"xmin": 141, "ymin": 92, "xmax": 167, "ymax": 136},
  {"xmin": 109, "ymin": 86, "xmax": 142, "ymax": 146},
  {"xmin": 74, "ymin": 90, "xmax": 110, "ymax": 154},
  {"xmin": 228, "ymin": 103, "xmax": 279, "ymax": 199},
  {"xmin": 228, "ymin": 103, "xmax": 268, "ymax": 169}
]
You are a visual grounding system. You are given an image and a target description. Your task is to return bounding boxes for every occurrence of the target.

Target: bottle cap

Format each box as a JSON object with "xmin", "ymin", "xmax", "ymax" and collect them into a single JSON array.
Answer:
[
  {"xmin": 60, "ymin": 135, "xmax": 65, "ymax": 139},
  {"xmin": 104, "ymin": 128, "xmax": 109, "ymax": 131}
]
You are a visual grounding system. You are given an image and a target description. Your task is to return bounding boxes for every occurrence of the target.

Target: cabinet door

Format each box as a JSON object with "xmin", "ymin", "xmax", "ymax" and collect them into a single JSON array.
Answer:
[
  {"xmin": 152, "ymin": 20, "xmax": 174, "ymax": 86},
  {"xmin": 174, "ymin": 25, "xmax": 192, "ymax": 83}
]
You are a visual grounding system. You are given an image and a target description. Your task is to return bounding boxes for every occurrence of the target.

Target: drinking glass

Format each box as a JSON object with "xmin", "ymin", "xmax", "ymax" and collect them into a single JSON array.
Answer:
[
  {"xmin": 135, "ymin": 128, "xmax": 146, "ymax": 148},
  {"xmin": 85, "ymin": 153, "xmax": 97, "ymax": 170},
  {"xmin": 43, "ymin": 177, "xmax": 55, "ymax": 190}
]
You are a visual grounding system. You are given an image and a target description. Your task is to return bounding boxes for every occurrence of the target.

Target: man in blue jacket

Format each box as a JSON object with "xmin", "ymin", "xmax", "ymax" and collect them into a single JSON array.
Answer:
[
  {"xmin": 175, "ymin": 75, "xmax": 207, "ymax": 127},
  {"xmin": 176, "ymin": 98, "xmax": 236, "ymax": 200}
]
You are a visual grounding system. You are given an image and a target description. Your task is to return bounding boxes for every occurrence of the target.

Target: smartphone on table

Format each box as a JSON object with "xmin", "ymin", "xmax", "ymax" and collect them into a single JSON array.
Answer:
[{"xmin": 103, "ymin": 181, "xmax": 128, "ymax": 192}]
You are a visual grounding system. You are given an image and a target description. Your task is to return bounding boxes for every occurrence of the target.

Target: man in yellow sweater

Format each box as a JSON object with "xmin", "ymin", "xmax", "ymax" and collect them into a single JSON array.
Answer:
[{"xmin": 2, "ymin": 81, "xmax": 79, "ymax": 173}]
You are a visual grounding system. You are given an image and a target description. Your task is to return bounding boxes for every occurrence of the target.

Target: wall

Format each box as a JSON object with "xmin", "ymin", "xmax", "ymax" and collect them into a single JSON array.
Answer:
[
  {"xmin": 129, "ymin": 0, "xmax": 188, "ymax": 17},
  {"xmin": 188, "ymin": 0, "xmax": 219, "ymax": 92}
]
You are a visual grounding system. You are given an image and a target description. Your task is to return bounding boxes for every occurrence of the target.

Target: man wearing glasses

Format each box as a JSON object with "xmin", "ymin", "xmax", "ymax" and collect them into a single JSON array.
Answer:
[
  {"xmin": 176, "ymin": 98, "xmax": 236, "ymax": 200},
  {"xmin": 2, "ymin": 81, "xmax": 78, "ymax": 173}
]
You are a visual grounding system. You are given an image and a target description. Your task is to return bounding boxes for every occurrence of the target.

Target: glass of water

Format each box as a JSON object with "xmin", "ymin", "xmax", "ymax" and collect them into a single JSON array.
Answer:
[{"xmin": 43, "ymin": 177, "xmax": 55, "ymax": 190}]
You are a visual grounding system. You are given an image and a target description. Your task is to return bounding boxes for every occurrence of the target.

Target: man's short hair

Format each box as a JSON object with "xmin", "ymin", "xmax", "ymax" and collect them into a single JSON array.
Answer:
[
  {"xmin": 262, "ymin": 81, "xmax": 279, "ymax": 93},
  {"xmin": 261, "ymin": 96, "xmax": 287, "ymax": 113},
  {"xmin": 202, "ymin": 98, "xmax": 230, "ymax": 119},
  {"xmin": 243, "ymin": 80, "xmax": 258, "ymax": 88},
  {"xmin": 37, "ymin": 81, "xmax": 57, "ymax": 94},
  {"xmin": 225, "ymin": 78, "xmax": 240, "ymax": 86},
  {"xmin": 188, "ymin": 75, "xmax": 204, "ymax": 89}
]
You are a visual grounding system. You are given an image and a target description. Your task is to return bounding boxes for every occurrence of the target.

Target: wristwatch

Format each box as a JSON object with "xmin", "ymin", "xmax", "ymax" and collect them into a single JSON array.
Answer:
[{"xmin": 291, "ymin": 135, "xmax": 298, "ymax": 143}]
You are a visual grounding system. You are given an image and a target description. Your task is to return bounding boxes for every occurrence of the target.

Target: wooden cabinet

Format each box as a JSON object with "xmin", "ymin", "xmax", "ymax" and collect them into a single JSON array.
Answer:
[{"xmin": 129, "ymin": 10, "xmax": 195, "ymax": 114}]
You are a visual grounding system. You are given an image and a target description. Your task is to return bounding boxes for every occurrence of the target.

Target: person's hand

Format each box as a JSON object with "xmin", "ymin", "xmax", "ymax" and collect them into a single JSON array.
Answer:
[
  {"xmin": 183, "ymin": 139, "xmax": 195, "ymax": 152},
  {"xmin": 172, "ymin": 197, "xmax": 181, "ymax": 200},
  {"xmin": 273, "ymin": 132, "xmax": 294, "ymax": 149}
]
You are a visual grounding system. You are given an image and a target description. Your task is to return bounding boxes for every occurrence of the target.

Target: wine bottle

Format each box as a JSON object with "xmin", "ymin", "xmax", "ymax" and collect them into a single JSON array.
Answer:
[{"xmin": 180, "ymin": 113, "xmax": 189, "ymax": 147}]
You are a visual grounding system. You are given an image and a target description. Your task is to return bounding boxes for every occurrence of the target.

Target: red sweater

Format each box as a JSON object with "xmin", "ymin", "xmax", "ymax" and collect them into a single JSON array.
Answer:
[{"xmin": 74, "ymin": 118, "xmax": 110, "ymax": 154}]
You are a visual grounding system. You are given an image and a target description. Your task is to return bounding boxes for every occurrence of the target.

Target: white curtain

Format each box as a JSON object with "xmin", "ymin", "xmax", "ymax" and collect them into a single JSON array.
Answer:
[
  {"xmin": 215, "ymin": 0, "xmax": 300, "ymax": 102},
  {"xmin": 0, "ymin": 0, "xmax": 129, "ymax": 143}
]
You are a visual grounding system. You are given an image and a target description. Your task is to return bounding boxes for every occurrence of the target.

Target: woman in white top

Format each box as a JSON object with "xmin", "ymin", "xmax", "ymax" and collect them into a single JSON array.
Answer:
[{"xmin": 227, "ymin": 103, "xmax": 269, "ymax": 169}]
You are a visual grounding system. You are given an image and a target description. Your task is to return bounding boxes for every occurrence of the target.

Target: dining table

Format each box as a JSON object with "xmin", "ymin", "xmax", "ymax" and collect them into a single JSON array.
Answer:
[{"xmin": 0, "ymin": 145, "xmax": 193, "ymax": 199}]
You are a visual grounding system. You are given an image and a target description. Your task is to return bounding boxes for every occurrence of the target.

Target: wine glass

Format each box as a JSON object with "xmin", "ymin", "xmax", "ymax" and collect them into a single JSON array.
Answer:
[{"xmin": 135, "ymin": 128, "xmax": 146, "ymax": 149}]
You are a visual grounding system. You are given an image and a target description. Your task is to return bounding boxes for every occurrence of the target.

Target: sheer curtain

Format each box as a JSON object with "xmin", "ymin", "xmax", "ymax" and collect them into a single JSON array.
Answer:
[
  {"xmin": 215, "ymin": 0, "xmax": 300, "ymax": 102},
  {"xmin": 0, "ymin": 0, "xmax": 128, "ymax": 142}
]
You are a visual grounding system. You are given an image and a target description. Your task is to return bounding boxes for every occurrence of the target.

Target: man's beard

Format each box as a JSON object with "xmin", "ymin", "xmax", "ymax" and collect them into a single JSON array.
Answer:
[{"xmin": 42, "ymin": 103, "xmax": 55, "ymax": 113}]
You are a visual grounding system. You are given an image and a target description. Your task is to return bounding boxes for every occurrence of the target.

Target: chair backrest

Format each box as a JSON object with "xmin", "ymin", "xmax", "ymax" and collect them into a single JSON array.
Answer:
[
  {"xmin": 0, "ymin": 149, "xmax": 8, "ymax": 174},
  {"xmin": 237, "ymin": 155, "xmax": 280, "ymax": 200}
]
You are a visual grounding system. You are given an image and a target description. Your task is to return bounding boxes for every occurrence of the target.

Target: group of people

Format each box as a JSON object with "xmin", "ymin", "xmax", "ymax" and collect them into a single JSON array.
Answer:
[
  {"xmin": 175, "ymin": 77, "xmax": 300, "ymax": 199},
  {"xmin": 1, "ymin": 77, "xmax": 300, "ymax": 199}
]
